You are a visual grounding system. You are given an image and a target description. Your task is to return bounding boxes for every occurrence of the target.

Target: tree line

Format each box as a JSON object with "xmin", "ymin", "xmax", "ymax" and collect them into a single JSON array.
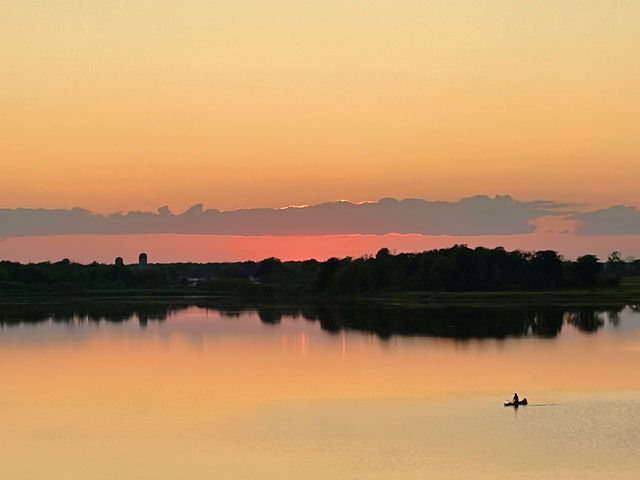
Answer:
[
  {"xmin": 314, "ymin": 247, "xmax": 631, "ymax": 294},
  {"xmin": 1, "ymin": 246, "xmax": 638, "ymax": 294}
]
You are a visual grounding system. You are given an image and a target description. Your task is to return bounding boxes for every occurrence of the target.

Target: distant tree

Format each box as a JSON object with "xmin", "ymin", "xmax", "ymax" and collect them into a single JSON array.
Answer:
[
  {"xmin": 608, "ymin": 251, "xmax": 622, "ymax": 263},
  {"xmin": 629, "ymin": 259, "xmax": 640, "ymax": 276},
  {"xmin": 316, "ymin": 257, "xmax": 341, "ymax": 291},
  {"xmin": 531, "ymin": 250, "xmax": 564, "ymax": 289},
  {"xmin": 257, "ymin": 257, "xmax": 281, "ymax": 282},
  {"xmin": 574, "ymin": 255, "xmax": 601, "ymax": 286},
  {"xmin": 428, "ymin": 257, "xmax": 454, "ymax": 290},
  {"xmin": 605, "ymin": 250, "xmax": 625, "ymax": 275}
]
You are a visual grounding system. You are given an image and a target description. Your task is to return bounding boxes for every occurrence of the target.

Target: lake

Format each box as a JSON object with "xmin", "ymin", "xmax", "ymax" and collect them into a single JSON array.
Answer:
[{"xmin": 1, "ymin": 301, "xmax": 640, "ymax": 479}]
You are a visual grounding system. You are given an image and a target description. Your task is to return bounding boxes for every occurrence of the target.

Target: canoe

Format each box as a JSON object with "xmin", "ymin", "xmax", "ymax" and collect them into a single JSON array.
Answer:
[{"xmin": 504, "ymin": 398, "xmax": 527, "ymax": 406}]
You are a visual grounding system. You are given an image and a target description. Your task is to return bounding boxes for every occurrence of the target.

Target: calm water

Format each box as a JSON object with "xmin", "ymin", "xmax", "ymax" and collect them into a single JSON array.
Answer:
[{"xmin": 1, "ymin": 302, "xmax": 640, "ymax": 479}]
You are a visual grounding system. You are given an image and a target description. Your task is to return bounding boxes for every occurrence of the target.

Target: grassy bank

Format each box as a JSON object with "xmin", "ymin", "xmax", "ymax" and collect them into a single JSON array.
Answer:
[{"xmin": 2, "ymin": 277, "xmax": 640, "ymax": 308}]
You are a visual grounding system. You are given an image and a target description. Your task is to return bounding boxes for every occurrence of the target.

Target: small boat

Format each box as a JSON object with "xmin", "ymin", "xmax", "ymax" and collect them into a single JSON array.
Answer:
[{"xmin": 504, "ymin": 398, "xmax": 528, "ymax": 407}]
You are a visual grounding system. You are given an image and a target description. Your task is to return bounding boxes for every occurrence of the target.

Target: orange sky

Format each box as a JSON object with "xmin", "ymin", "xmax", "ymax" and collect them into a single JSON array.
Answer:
[
  {"xmin": 3, "ymin": 233, "xmax": 640, "ymax": 263},
  {"xmin": 1, "ymin": 1, "xmax": 639, "ymax": 213}
]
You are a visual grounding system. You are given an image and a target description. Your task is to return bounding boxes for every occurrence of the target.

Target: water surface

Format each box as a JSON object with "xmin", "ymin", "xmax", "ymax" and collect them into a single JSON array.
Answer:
[{"xmin": 1, "ymin": 303, "xmax": 639, "ymax": 479}]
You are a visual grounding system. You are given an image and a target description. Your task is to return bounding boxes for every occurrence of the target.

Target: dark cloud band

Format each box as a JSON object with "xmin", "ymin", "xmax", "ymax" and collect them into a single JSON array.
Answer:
[{"xmin": 0, "ymin": 195, "xmax": 582, "ymax": 237}]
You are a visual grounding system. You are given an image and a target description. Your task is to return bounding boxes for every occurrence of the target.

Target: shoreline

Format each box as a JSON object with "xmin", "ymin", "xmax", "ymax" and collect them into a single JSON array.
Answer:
[{"xmin": 2, "ymin": 282, "xmax": 639, "ymax": 308}]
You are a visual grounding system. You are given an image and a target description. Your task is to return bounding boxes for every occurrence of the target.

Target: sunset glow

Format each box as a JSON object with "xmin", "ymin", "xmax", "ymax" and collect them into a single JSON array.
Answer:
[{"xmin": 3, "ymin": 232, "xmax": 640, "ymax": 264}]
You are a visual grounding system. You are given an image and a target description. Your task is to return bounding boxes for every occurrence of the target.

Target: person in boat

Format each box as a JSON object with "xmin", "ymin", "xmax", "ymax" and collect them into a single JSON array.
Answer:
[{"xmin": 513, "ymin": 393, "xmax": 519, "ymax": 404}]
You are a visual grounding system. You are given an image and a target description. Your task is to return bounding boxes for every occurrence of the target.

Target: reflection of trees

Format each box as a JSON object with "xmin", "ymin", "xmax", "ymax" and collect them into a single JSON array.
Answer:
[
  {"xmin": 0, "ymin": 302, "xmax": 630, "ymax": 340},
  {"xmin": 530, "ymin": 312, "xmax": 564, "ymax": 338},
  {"xmin": 257, "ymin": 308, "xmax": 281, "ymax": 324},
  {"xmin": 564, "ymin": 311, "xmax": 605, "ymax": 333},
  {"xmin": 257, "ymin": 307, "xmax": 306, "ymax": 325},
  {"xmin": 298, "ymin": 306, "xmax": 566, "ymax": 340},
  {"xmin": 0, "ymin": 302, "xmax": 186, "ymax": 327},
  {"xmin": 253, "ymin": 305, "xmax": 627, "ymax": 340}
]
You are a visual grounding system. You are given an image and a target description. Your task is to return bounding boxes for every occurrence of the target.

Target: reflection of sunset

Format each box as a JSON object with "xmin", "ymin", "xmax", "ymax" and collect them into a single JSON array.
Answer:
[
  {"xmin": 3, "ymin": 308, "xmax": 640, "ymax": 403},
  {"xmin": 2, "ymin": 308, "xmax": 640, "ymax": 478},
  {"xmin": 281, "ymin": 332, "xmax": 309, "ymax": 356}
]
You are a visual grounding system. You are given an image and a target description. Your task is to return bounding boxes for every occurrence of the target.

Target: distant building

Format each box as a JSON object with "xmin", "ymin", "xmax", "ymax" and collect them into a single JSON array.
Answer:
[
  {"xmin": 115, "ymin": 257, "xmax": 124, "ymax": 266},
  {"xmin": 139, "ymin": 252, "xmax": 148, "ymax": 267}
]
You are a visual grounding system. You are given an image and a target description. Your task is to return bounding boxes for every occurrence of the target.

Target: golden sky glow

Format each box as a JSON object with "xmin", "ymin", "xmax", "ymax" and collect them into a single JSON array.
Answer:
[{"xmin": 2, "ymin": 1, "xmax": 639, "ymax": 212}]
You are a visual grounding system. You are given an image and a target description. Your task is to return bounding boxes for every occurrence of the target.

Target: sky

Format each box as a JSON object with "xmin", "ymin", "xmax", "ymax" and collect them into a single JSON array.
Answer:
[{"xmin": 1, "ymin": 1, "xmax": 639, "ymax": 261}]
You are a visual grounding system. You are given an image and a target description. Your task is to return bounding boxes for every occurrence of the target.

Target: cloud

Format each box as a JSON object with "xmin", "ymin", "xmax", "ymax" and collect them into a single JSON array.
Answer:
[
  {"xmin": 0, "ymin": 195, "xmax": 569, "ymax": 237},
  {"xmin": 528, "ymin": 215, "xmax": 582, "ymax": 234},
  {"xmin": 571, "ymin": 206, "xmax": 640, "ymax": 235}
]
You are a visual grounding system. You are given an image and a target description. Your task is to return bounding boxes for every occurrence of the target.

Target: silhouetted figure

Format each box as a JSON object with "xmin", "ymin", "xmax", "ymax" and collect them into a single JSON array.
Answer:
[
  {"xmin": 139, "ymin": 252, "xmax": 148, "ymax": 267},
  {"xmin": 513, "ymin": 393, "xmax": 519, "ymax": 404},
  {"xmin": 115, "ymin": 257, "xmax": 124, "ymax": 266}
]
